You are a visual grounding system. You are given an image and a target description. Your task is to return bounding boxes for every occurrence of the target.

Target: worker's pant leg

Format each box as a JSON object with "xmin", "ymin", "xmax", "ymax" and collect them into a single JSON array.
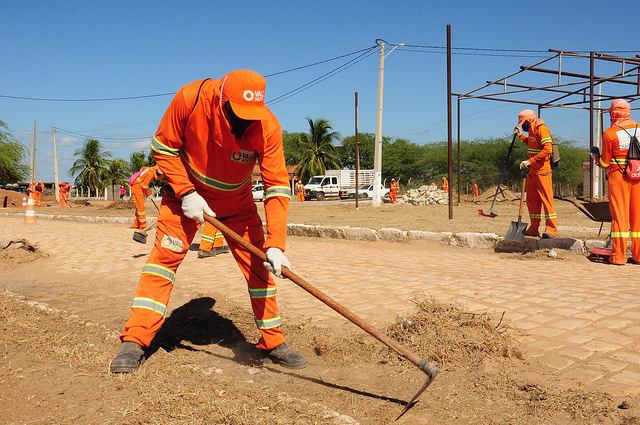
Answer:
[
  {"xmin": 120, "ymin": 193, "xmax": 199, "ymax": 347},
  {"xmin": 526, "ymin": 175, "xmax": 542, "ymax": 235},
  {"xmin": 297, "ymin": 193, "xmax": 304, "ymax": 202},
  {"xmin": 199, "ymin": 221, "xmax": 224, "ymax": 251},
  {"xmin": 59, "ymin": 191, "xmax": 64, "ymax": 208},
  {"xmin": 221, "ymin": 213, "xmax": 285, "ymax": 350},
  {"xmin": 609, "ymin": 172, "xmax": 631, "ymax": 265},
  {"xmin": 538, "ymin": 173, "xmax": 558, "ymax": 236},
  {"xmin": 631, "ymin": 180, "xmax": 640, "ymax": 263},
  {"xmin": 132, "ymin": 186, "xmax": 146, "ymax": 229}
]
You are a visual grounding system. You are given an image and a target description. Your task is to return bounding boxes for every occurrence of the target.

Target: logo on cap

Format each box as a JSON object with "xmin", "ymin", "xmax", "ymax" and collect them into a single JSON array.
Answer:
[{"xmin": 243, "ymin": 89, "xmax": 264, "ymax": 102}]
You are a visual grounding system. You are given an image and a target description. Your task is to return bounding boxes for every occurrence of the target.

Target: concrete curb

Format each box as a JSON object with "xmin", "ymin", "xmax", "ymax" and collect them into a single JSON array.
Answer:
[{"xmin": 2, "ymin": 211, "xmax": 604, "ymax": 253}]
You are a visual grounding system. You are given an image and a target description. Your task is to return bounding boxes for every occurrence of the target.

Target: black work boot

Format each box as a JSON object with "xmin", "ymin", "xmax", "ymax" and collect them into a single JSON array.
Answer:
[
  {"xmin": 110, "ymin": 341, "xmax": 145, "ymax": 373},
  {"xmin": 264, "ymin": 343, "xmax": 307, "ymax": 369},
  {"xmin": 542, "ymin": 232, "xmax": 555, "ymax": 239},
  {"xmin": 197, "ymin": 249, "xmax": 216, "ymax": 258},
  {"xmin": 214, "ymin": 245, "xmax": 231, "ymax": 255}
]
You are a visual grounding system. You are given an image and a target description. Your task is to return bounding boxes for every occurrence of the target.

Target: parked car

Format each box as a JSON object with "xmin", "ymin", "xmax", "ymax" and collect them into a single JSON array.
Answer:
[
  {"xmin": 348, "ymin": 184, "xmax": 390, "ymax": 200},
  {"xmin": 252, "ymin": 184, "xmax": 264, "ymax": 201}
]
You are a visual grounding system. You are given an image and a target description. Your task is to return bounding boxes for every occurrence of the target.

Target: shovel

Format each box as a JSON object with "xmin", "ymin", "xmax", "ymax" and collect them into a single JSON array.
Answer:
[
  {"xmin": 132, "ymin": 197, "xmax": 160, "ymax": 244},
  {"xmin": 202, "ymin": 213, "xmax": 438, "ymax": 416},
  {"xmin": 504, "ymin": 171, "xmax": 528, "ymax": 242},
  {"xmin": 478, "ymin": 133, "xmax": 518, "ymax": 218}
]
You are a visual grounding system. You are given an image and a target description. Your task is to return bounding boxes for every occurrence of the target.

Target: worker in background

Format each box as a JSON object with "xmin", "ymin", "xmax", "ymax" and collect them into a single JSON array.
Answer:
[
  {"xmin": 471, "ymin": 183, "xmax": 479, "ymax": 198},
  {"xmin": 429, "ymin": 182, "xmax": 437, "ymax": 192},
  {"xmin": 120, "ymin": 186, "xmax": 126, "ymax": 199},
  {"xmin": 110, "ymin": 69, "xmax": 305, "ymax": 373},
  {"xmin": 198, "ymin": 221, "xmax": 231, "ymax": 258},
  {"xmin": 130, "ymin": 165, "xmax": 161, "ymax": 230},
  {"xmin": 295, "ymin": 180, "xmax": 305, "ymax": 202},
  {"xmin": 592, "ymin": 99, "xmax": 640, "ymax": 265},
  {"xmin": 34, "ymin": 181, "xmax": 44, "ymax": 207},
  {"xmin": 441, "ymin": 176, "xmax": 448, "ymax": 193},
  {"xmin": 389, "ymin": 178, "xmax": 399, "ymax": 203},
  {"xmin": 27, "ymin": 182, "xmax": 35, "ymax": 201},
  {"xmin": 58, "ymin": 182, "xmax": 72, "ymax": 208},
  {"xmin": 514, "ymin": 109, "xmax": 557, "ymax": 238}
]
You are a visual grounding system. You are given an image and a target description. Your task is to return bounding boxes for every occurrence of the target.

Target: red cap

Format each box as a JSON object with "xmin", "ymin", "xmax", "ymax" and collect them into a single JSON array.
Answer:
[
  {"xmin": 220, "ymin": 70, "xmax": 271, "ymax": 121},
  {"xmin": 517, "ymin": 109, "xmax": 536, "ymax": 126}
]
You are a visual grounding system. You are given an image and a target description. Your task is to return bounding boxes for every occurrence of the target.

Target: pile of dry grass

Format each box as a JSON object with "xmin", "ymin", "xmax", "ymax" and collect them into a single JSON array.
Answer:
[{"xmin": 104, "ymin": 199, "xmax": 135, "ymax": 210}]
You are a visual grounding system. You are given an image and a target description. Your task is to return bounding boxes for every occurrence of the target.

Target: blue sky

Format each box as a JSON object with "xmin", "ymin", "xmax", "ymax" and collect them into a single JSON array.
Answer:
[{"xmin": 3, "ymin": 1, "xmax": 640, "ymax": 182}]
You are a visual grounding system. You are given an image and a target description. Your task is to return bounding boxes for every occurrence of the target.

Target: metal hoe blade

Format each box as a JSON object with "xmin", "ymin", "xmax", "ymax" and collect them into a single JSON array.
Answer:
[{"xmin": 396, "ymin": 360, "xmax": 439, "ymax": 420}]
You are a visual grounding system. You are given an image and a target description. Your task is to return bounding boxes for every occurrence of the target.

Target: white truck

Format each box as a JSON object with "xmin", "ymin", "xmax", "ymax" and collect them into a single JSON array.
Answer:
[{"xmin": 303, "ymin": 169, "xmax": 374, "ymax": 201}]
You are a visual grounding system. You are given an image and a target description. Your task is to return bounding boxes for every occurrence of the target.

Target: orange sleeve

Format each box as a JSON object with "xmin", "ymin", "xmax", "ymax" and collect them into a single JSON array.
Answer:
[
  {"xmin": 599, "ymin": 129, "xmax": 616, "ymax": 169},
  {"xmin": 528, "ymin": 125, "xmax": 553, "ymax": 168},
  {"xmin": 259, "ymin": 118, "xmax": 291, "ymax": 251},
  {"xmin": 151, "ymin": 82, "xmax": 202, "ymax": 198}
]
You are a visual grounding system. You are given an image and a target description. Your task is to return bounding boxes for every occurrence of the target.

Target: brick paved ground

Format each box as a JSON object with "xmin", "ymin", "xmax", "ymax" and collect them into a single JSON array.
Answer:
[{"xmin": 1, "ymin": 215, "xmax": 638, "ymax": 398}]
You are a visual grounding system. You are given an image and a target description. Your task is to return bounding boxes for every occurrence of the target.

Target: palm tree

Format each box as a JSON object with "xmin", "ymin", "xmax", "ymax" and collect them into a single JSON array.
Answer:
[
  {"xmin": 103, "ymin": 158, "xmax": 131, "ymax": 201},
  {"xmin": 129, "ymin": 151, "xmax": 147, "ymax": 174},
  {"xmin": 296, "ymin": 118, "xmax": 342, "ymax": 183},
  {"xmin": 69, "ymin": 139, "xmax": 111, "ymax": 197}
]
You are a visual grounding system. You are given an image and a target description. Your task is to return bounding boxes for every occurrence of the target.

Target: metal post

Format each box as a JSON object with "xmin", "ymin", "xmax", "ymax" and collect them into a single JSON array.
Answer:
[
  {"xmin": 355, "ymin": 91, "xmax": 360, "ymax": 210},
  {"xmin": 52, "ymin": 126, "xmax": 59, "ymax": 201},
  {"xmin": 373, "ymin": 41, "xmax": 385, "ymax": 207},
  {"xmin": 589, "ymin": 52, "xmax": 594, "ymax": 200},
  {"xmin": 447, "ymin": 25, "xmax": 453, "ymax": 219},
  {"xmin": 32, "ymin": 120, "xmax": 37, "ymax": 182}
]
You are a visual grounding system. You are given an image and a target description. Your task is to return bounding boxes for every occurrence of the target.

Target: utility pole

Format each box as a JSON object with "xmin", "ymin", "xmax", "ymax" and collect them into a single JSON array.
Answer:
[
  {"xmin": 33, "ymin": 120, "xmax": 37, "ymax": 182},
  {"xmin": 373, "ymin": 39, "xmax": 403, "ymax": 207},
  {"xmin": 52, "ymin": 126, "xmax": 59, "ymax": 201},
  {"xmin": 17, "ymin": 130, "xmax": 32, "ymax": 177}
]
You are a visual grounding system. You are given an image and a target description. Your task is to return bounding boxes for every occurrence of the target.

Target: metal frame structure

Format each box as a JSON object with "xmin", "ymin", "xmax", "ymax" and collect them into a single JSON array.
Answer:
[{"xmin": 448, "ymin": 49, "xmax": 640, "ymax": 206}]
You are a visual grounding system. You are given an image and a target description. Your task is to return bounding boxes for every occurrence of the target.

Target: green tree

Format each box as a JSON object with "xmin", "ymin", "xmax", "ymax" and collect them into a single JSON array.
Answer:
[
  {"xmin": 129, "ymin": 151, "xmax": 148, "ymax": 174},
  {"xmin": 103, "ymin": 158, "xmax": 131, "ymax": 200},
  {"xmin": 282, "ymin": 130, "xmax": 306, "ymax": 166},
  {"xmin": 0, "ymin": 120, "xmax": 30, "ymax": 184},
  {"xmin": 337, "ymin": 132, "xmax": 376, "ymax": 170},
  {"xmin": 295, "ymin": 118, "xmax": 342, "ymax": 183},
  {"xmin": 69, "ymin": 139, "xmax": 111, "ymax": 197}
]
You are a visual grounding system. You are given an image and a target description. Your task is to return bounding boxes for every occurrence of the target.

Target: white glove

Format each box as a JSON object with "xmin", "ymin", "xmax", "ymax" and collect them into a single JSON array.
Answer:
[
  {"xmin": 513, "ymin": 126, "xmax": 522, "ymax": 137},
  {"xmin": 181, "ymin": 191, "xmax": 215, "ymax": 224},
  {"xmin": 590, "ymin": 152, "xmax": 598, "ymax": 159},
  {"xmin": 264, "ymin": 247, "xmax": 291, "ymax": 278},
  {"xmin": 519, "ymin": 160, "xmax": 531, "ymax": 170}
]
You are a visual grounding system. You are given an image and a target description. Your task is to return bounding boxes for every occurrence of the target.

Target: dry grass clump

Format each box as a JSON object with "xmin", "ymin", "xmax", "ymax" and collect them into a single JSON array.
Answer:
[{"xmin": 104, "ymin": 199, "xmax": 135, "ymax": 210}]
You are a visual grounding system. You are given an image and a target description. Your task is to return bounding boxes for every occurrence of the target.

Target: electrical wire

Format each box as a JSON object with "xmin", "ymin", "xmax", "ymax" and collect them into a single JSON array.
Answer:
[{"xmin": 54, "ymin": 127, "xmax": 152, "ymax": 142}]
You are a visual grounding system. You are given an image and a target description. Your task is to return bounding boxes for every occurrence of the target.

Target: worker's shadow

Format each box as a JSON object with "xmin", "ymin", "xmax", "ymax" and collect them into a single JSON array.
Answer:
[{"xmin": 146, "ymin": 296, "xmax": 261, "ymax": 366}]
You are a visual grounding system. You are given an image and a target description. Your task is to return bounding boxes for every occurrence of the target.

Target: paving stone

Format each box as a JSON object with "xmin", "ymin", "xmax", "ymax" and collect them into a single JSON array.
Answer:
[
  {"xmin": 560, "ymin": 368, "xmax": 603, "ymax": 383},
  {"xmin": 581, "ymin": 340, "xmax": 623, "ymax": 353}
]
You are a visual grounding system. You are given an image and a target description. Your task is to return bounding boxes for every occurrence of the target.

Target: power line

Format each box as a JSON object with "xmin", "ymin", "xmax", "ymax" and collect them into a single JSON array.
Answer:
[{"xmin": 54, "ymin": 127, "xmax": 151, "ymax": 142}]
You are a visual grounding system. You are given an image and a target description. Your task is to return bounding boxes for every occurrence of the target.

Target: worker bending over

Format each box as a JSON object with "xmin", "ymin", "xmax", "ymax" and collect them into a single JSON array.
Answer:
[
  {"xmin": 110, "ymin": 70, "xmax": 305, "ymax": 373},
  {"xmin": 131, "ymin": 165, "xmax": 161, "ymax": 230},
  {"xmin": 58, "ymin": 182, "xmax": 72, "ymax": 208}
]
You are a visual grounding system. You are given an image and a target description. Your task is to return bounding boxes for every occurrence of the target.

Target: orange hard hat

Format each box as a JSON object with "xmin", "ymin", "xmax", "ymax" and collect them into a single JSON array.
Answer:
[
  {"xmin": 220, "ymin": 70, "xmax": 271, "ymax": 121},
  {"xmin": 517, "ymin": 109, "xmax": 536, "ymax": 126}
]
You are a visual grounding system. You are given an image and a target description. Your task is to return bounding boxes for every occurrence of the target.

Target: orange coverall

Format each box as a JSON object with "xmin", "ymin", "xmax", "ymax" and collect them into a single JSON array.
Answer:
[
  {"xmin": 295, "ymin": 181, "xmax": 304, "ymax": 202},
  {"xmin": 471, "ymin": 184, "xmax": 479, "ymax": 198},
  {"xmin": 199, "ymin": 221, "xmax": 225, "ymax": 252},
  {"xmin": 131, "ymin": 166, "xmax": 158, "ymax": 230},
  {"xmin": 120, "ymin": 76, "xmax": 292, "ymax": 351},
  {"xmin": 596, "ymin": 100, "xmax": 640, "ymax": 265},
  {"xmin": 518, "ymin": 118, "xmax": 557, "ymax": 237},
  {"xmin": 33, "ymin": 181, "xmax": 44, "ymax": 207},
  {"xmin": 390, "ymin": 179, "xmax": 399, "ymax": 203},
  {"xmin": 441, "ymin": 177, "xmax": 448, "ymax": 192},
  {"xmin": 58, "ymin": 183, "xmax": 71, "ymax": 207}
]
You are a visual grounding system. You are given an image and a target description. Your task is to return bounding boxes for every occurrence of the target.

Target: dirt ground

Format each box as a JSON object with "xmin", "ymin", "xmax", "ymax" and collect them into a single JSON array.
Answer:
[{"xmin": 0, "ymin": 191, "xmax": 633, "ymax": 425}]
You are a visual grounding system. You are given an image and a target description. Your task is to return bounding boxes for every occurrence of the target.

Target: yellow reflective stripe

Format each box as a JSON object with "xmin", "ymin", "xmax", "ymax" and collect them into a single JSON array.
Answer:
[
  {"xmin": 631, "ymin": 232, "xmax": 640, "ymax": 238},
  {"xmin": 255, "ymin": 316, "xmax": 281, "ymax": 329},
  {"xmin": 141, "ymin": 263, "xmax": 176, "ymax": 284},
  {"xmin": 599, "ymin": 157, "xmax": 609, "ymax": 168},
  {"xmin": 540, "ymin": 137, "xmax": 552, "ymax": 145},
  {"xmin": 528, "ymin": 148, "xmax": 541, "ymax": 154},
  {"xmin": 544, "ymin": 213, "xmax": 557, "ymax": 219},
  {"xmin": 131, "ymin": 297, "xmax": 167, "ymax": 317},
  {"xmin": 611, "ymin": 231, "xmax": 630, "ymax": 238},
  {"xmin": 264, "ymin": 185, "xmax": 292, "ymax": 200},
  {"xmin": 180, "ymin": 150, "xmax": 251, "ymax": 191},
  {"xmin": 530, "ymin": 213, "xmax": 543, "ymax": 218},
  {"xmin": 249, "ymin": 287, "xmax": 277, "ymax": 299},
  {"xmin": 151, "ymin": 137, "xmax": 180, "ymax": 157},
  {"xmin": 201, "ymin": 235, "xmax": 215, "ymax": 243},
  {"xmin": 612, "ymin": 158, "xmax": 628, "ymax": 165}
]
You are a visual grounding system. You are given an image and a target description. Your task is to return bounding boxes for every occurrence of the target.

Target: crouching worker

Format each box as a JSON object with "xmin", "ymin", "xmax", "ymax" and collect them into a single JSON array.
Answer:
[{"xmin": 110, "ymin": 70, "xmax": 306, "ymax": 373}]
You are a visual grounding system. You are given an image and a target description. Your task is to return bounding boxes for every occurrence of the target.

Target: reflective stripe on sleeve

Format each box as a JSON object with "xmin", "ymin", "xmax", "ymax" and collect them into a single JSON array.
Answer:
[
  {"xmin": 180, "ymin": 150, "xmax": 251, "ymax": 191},
  {"xmin": 599, "ymin": 157, "xmax": 609, "ymax": 168},
  {"xmin": 141, "ymin": 263, "xmax": 176, "ymax": 284},
  {"xmin": 248, "ymin": 287, "xmax": 277, "ymax": 299},
  {"xmin": 254, "ymin": 316, "xmax": 281, "ymax": 329},
  {"xmin": 131, "ymin": 297, "xmax": 167, "ymax": 317},
  {"xmin": 264, "ymin": 186, "xmax": 292, "ymax": 200},
  {"xmin": 540, "ymin": 137, "xmax": 552, "ymax": 145},
  {"xmin": 151, "ymin": 137, "xmax": 181, "ymax": 157}
]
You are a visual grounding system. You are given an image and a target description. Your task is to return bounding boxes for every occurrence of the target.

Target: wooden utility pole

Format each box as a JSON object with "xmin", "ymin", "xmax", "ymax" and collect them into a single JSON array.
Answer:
[
  {"xmin": 52, "ymin": 126, "xmax": 59, "ymax": 201},
  {"xmin": 32, "ymin": 120, "xmax": 37, "ymax": 182},
  {"xmin": 355, "ymin": 91, "xmax": 360, "ymax": 210}
]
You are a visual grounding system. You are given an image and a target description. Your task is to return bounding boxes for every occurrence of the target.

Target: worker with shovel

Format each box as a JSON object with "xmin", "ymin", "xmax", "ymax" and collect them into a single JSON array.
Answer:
[
  {"xmin": 110, "ymin": 70, "xmax": 305, "ymax": 373},
  {"xmin": 514, "ymin": 109, "xmax": 558, "ymax": 238},
  {"xmin": 130, "ymin": 165, "xmax": 162, "ymax": 230}
]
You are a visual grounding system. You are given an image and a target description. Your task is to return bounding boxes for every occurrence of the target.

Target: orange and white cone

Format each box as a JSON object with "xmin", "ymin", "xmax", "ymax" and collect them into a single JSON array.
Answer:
[
  {"xmin": 22, "ymin": 195, "xmax": 27, "ymax": 208},
  {"xmin": 24, "ymin": 194, "xmax": 36, "ymax": 224}
]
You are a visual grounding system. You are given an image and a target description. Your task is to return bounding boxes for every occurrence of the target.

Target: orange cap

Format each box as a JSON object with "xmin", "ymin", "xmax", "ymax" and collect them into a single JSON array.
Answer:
[
  {"xmin": 220, "ymin": 70, "xmax": 271, "ymax": 121},
  {"xmin": 517, "ymin": 109, "xmax": 536, "ymax": 126}
]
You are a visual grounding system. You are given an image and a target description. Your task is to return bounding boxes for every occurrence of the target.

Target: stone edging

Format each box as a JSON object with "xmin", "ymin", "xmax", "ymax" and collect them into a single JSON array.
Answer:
[{"xmin": 2, "ymin": 212, "xmax": 606, "ymax": 254}]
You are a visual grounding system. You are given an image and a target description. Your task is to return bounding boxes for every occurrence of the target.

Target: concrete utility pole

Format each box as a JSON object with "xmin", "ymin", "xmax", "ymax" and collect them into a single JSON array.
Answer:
[
  {"xmin": 52, "ymin": 126, "xmax": 59, "ymax": 201},
  {"xmin": 32, "ymin": 120, "xmax": 37, "ymax": 182},
  {"xmin": 373, "ymin": 39, "xmax": 403, "ymax": 207}
]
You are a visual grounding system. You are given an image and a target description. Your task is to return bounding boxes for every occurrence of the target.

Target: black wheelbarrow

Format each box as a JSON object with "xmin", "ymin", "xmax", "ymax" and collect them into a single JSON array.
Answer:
[{"xmin": 557, "ymin": 196, "xmax": 611, "ymax": 238}]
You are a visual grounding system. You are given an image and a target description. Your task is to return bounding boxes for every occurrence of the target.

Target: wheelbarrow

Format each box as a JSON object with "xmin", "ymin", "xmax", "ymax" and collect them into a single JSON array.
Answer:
[{"xmin": 557, "ymin": 196, "xmax": 611, "ymax": 238}]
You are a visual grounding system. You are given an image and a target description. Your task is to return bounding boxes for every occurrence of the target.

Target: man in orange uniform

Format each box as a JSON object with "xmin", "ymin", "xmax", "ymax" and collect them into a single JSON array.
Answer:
[
  {"xmin": 198, "ymin": 221, "xmax": 230, "ymax": 258},
  {"xmin": 58, "ymin": 182, "xmax": 72, "ymax": 207},
  {"xmin": 33, "ymin": 181, "xmax": 44, "ymax": 207},
  {"xmin": 110, "ymin": 70, "xmax": 305, "ymax": 373},
  {"xmin": 514, "ymin": 109, "xmax": 557, "ymax": 238},
  {"xmin": 593, "ymin": 99, "xmax": 640, "ymax": 265},
  {"xmin": 295, "ymin": 180, "xmax": 305, "ymax": 202},
  {"xmin": 131, "ymin": 165, "xmax": 161, "ymax": 230},
  {"xmin": 441, "ymin": 177, "xmax": 448, "ymax": 192},
  {"xmin": 471, "ymin": 183, "xmax": 479, "ymax": 198},
  {"xmin": 389, "ymin": 178, "xmax": 399, "ymax": 203}
]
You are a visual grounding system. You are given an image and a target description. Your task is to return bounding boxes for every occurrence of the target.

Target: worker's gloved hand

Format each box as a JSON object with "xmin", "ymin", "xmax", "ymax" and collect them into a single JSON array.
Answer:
[
  {"xmin": 181, "ymin": 191, "xmax": 215, "ymax": 224},
  {"xmin": 590, "ymin": 146, "xmax": 601, "ymax": 159},
  {"xmin": 264, "ymin": 247, "xmax": 291, "ymax": 278},
  {"xmin": 513, "ymin": 126, "xmax": 522, "ymax": 137},
  {"xmin": 519, "ymin": 160, "xmax": 531, "ymax": 170}
]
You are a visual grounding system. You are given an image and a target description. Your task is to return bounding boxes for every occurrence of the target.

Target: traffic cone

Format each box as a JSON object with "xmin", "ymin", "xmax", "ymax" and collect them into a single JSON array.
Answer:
[
  {"xmin": 24, "ymin": 194, "xmax": 36, "ymax": 224},
  {"xmin": 22, "ymin": 195, "xmax": 27, "ymax": 208}
]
